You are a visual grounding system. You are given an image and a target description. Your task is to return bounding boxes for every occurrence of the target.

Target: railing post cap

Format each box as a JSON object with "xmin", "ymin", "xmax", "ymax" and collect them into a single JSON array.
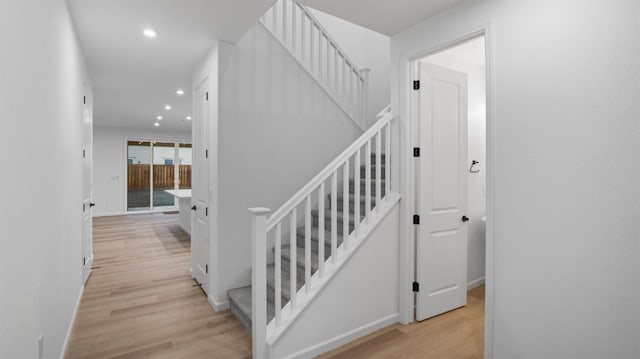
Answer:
[{"xmin": 248, "ymin": 207, "xmax": 271, "ymax": 215}]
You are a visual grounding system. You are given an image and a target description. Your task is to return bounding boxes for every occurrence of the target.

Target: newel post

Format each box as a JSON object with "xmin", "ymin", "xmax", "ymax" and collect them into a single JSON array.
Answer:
[
  {"xmin": 249, "ymin": 207, "xmax": 270, "ymax": 359},
  {"xmin": 360, "ymin": 68, "xmax": 371, "ymax": 129}
]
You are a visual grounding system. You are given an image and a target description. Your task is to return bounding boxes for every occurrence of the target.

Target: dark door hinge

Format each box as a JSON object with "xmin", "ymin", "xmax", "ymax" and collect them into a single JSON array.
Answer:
[
  {"xmin": 205, "ymin": 149, "xmax": 208, "ymax": 158},
  {"xmin": 83, "ymin": 257, "xmax": 86, "ymax": 266},
  {"xmin": 205, "ymin": 264, "xmax": 209, "ymax": 274},
  {"xmin": 413, "ymin": 215, "xmax": 420, "ymax": 225},
  {"xmin": 83, "ymin": 96, "xmax": 86, "ymax": 104},
  {"xmin": 83, "ymin": 149, "xmax": 86, "ymax": 158},
  {"xmin": 413, "ymin": 80, "xmax": 420, "ymax": 90},
  {"xmin": 413, "ymin": 282, "xmax": 419, "ymax": 292},
  {"xmin": 205, "ymin": 207, "xmax": 208, "ymax": 216},
  {"xmin": 413, "ymin": 147, "xmax": 420, "ymax": 157},
  {"xmin": 206, "ymin": 92, "xmax": 209, "ymax": 101}
]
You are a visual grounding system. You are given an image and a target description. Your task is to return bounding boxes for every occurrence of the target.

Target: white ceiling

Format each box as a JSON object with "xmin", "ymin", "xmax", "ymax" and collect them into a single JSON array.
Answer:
[
  {"xmin": 68, "ymin": 0, "xmax": 274, "ymax": 134},
  {"xmin": 298, "ymin": 0, "xmax": 471, "ymax": 36}
]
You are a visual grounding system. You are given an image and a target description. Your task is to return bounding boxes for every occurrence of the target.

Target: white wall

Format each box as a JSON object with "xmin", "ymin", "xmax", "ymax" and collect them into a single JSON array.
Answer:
[
  {"xmin": 208, "ymin": 23, "xmax": 363, "ymax": 308},
  {"xmin": 93, "ymin": 125, "xmax": 191, "ymax": 216},
  {"xmin": 272, "ymin": 202, "xmax": 401, "ymax": 358},
  {"xmin": 392, "ymin": 0, "xmax": 640, "ymax": 357},
  {"xmin": 0, "ymin": 0, "xmax": 91, "ymax": 357},
  {"xmin": 309, "ymin": 8, "xmax": 391, "ymax": 127},
  {"xmin": 423, "ymin": 44, "xmax": 486, "ymax": 288}
]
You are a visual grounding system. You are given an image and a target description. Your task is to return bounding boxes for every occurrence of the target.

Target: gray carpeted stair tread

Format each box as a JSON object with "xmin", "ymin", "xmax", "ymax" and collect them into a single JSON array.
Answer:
[
  {"xmin": 266, "ymin": 263, "xmax": 303, "ymax": 304},
  {"xmin": 311, "ymin": 208, "xmax": 357, "ymax": 225},
  {"xmin": 295, "ymin": 226, "xmax": 343, "ymax": 253},
  {"xmin": 369, "ymin": 152, "xmax": 386, "ymax": 164},
  {"xmin": 280, "ymin": 243, "xmax": 326, "ymax": 275},
  {"xmin": 360, "ymin": 164, "xmax": 386, "ymax": 179}
]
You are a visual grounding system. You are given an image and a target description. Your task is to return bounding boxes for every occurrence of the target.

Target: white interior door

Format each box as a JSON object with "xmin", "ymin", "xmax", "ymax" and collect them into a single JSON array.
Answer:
[
  {"xmin": 81, "ymin": 89, "xmax": 93, "ymax": 284},
  {"xmin": 191, "ymin": 79, "xmax": 210, "ymax": 293},
  {"xmin": 416, "ymin": 62, "xmax": 468, "ymax": 321}
]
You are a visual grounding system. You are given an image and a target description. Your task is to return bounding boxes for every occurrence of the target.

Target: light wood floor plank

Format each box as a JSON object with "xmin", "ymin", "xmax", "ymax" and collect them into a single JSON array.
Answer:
[
  {"xmin": 65, "ymin": 212, "xmax": 484, "ymax": 358},
  {"xmin": 64, "ymin": 213, "xmax": 251, "ymax": 359}
]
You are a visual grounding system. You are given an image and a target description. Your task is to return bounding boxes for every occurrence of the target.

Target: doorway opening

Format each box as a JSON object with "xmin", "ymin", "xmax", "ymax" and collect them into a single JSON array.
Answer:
[
  {"xmin": 126, "ymin": 140, "xmax": 193, "ymax": 212},
  {"xmin": 412, "ymin": 34, "xmax": 486, "ymax": 342}
]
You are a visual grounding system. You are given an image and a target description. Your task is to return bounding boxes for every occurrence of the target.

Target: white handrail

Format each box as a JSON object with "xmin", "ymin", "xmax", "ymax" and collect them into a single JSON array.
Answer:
[{"xmin": 266, "ymin": 111, "xmax": 392, "ymax": 231}]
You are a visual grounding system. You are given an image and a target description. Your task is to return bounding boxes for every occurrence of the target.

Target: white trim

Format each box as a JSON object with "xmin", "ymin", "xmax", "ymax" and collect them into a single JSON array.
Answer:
[
  {"xmin": 92, "ymin": 211, "xmax": 125, "ymax": 218},
  {"xmin": 467, "ymin": 277, "xmax": 485, "ymax": 290},
  {"xmin": 60, "ymin": 284, "xmax": 85, "ymax": 359},
  {"xmin": 208, "ymin": 294, "xmax": 230, "ymax": 312},
  {"xmin": 397, "ymin": 23, "xmax": 495, "ymax": 358},
  {"xmin": 279, "ymin": 313, "xmax": 399, "ymax": 359}
]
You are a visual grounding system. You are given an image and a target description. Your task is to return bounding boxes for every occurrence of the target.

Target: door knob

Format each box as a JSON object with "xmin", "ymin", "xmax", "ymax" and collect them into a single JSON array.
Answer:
[
  {"xmin": 461, "ymin": 215, "xmax": 469, "ymax": 222},
  {"xmin": 89, "ymin": 202, "xmax": 95, "ymax": 207},
  {"xmin": 191, "ymin": 205, "xmax": 197, "ymax": 211}
]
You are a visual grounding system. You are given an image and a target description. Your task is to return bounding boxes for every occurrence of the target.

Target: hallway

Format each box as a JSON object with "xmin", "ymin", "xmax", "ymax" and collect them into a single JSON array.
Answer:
[{"xmin": 65, "ymin": 213, "xmax": 251, "ymax": 359}]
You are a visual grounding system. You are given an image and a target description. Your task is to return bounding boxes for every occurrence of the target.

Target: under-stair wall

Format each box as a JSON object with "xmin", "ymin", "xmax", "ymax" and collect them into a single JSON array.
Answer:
[
  {"xmin": 212, "ymin": 23, "xmax": 363, "ymax": 308},
  {"xmin": 270, "ymin": 202, "xmax": 401, "ymax": 358}
]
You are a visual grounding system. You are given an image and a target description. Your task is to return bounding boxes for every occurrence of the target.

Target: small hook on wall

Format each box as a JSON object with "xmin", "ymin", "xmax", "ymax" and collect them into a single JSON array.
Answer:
[{"xmin": 469, "ymin": 160, "xmax": 480, "ymax": 173}]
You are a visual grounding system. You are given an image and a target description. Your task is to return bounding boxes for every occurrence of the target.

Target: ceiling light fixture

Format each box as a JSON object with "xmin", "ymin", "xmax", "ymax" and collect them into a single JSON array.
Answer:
[
  {"xmin": 176, "ymin": 89, "xmax": 185, "ymax": 96},
  {"xmin": 154, "ymin": 122, "xmax": 160, "ymax": 127},
  {"xmin": 143, "ymin": 28, "xmax": 157, "ymax": 38},
  {"xmin": 186, "ymin": 116, "xmax": 192, "ymax": 120},
  {"xmin": 165, "ymin": 105, "xmax": 172, "ymax": 110},
  {"xmin": 157, "ymin": 116, "xmax": 163, "ymax": 120}
]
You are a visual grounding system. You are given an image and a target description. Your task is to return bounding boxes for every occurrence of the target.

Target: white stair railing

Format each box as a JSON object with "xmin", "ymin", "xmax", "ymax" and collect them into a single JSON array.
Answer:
[
  {"xmin": 259, "ymin": 0, "xmax": 369, "ymax": 129},
  {"xmin": 249, "ymin": 107, "xmax": 393, "ymax": 358}
]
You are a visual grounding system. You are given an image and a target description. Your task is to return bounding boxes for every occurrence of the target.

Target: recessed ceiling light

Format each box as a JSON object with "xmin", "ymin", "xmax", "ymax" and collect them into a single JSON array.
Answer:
[
  {"xmin": 143, "ymin": 28, "xmax": 157, "ymax": 38},
  {"xmin": 154, "ymin": 122, "xmax": 160, "ymax": 127},
  {"xmin": 164, "ymin": 105, "xmax": 172, "ymax": 110},
  {"xmin": 186, "ymin": 116, "xmax": 192, "ymax": 120},
  {"xmin": 176, "ymin": 89, "xmax": 185, "ymax": 96},
  {"xmin": 156, "ymin": 115, "xmax": 163, "ymax": 120}
]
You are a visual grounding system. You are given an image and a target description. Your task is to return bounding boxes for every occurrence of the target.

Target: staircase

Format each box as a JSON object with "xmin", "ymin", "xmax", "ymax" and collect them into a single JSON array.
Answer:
[
  {"xmin": 227, "ymin": 154, "xmax": 386, "ymax": 329},
  {"xmin": 224, "ymin": 1, "xmax": 396, "ymax": 357}
]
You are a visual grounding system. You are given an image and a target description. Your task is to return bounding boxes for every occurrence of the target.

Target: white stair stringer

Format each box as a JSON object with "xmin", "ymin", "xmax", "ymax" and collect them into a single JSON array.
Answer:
[{"xmin": 266, "ymin": 192, "xmax": 400, "ymax": 346}]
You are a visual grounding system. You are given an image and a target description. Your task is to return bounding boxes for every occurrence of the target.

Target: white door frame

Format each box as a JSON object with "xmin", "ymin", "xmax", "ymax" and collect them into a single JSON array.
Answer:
[{"xmin": 396, "ymin": 24, "xmax": 495, "ymax": 358}]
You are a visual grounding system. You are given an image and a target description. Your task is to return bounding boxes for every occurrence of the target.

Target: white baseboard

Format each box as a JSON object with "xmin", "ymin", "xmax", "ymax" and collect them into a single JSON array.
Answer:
[
  {"xmin": 467, "ymin": 276, "xmax": 485, "ymax": 290},
  {"xmin": 208, "ymin": 294, "xmax": 229, "ymax": 312},
  {"xmin": 179, "ymin": 223, "xmax": 191, "ymax": 236},
  {"xmin": 282, "ymin": 313, "xmax": 399, "ymax": 359},
  {"xmin": 92, "ymin": 211, "xmax": 125, "ymax": 218},
  {"xmin": 60, "ymin": 283, "xmax": 85, "ymax": 359}
]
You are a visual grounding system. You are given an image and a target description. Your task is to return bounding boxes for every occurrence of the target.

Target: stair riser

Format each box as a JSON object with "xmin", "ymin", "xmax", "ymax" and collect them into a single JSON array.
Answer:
[
  {"xmin": 360, "ymin": 168, "xmax": 386, "ymax": 179},
  {"xmin": 295, "ymin": 234, "xmax": 339, "ymax": 254},
  {"xmin": 348, "ymin": 183, "xmax": 386, "ymax": 197},
  {"xmin": 369, "ymin": 154, "xmax": 386, "ymax": 165},
  {"xmin": 311, "ymin": 216, "xmax": 355, "ymax": 234},
  {"xmin": 334, "ymin": 198, "xmax": 377, "ymax": 213}
]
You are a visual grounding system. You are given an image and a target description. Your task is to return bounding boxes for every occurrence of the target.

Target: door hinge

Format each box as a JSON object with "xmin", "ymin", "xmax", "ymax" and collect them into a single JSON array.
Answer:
[
  {"xmin": 413, "ymin": 80, "xmax": 420, "ymax": 90},
  {"xmin": 205, "ymin": 264, "xmax": 209, "ymax": 274},
  {"xmin": 413, "ymin": 215, "xmax": 420, "ymax": 225},
  {"xmin": 413, "ymin": 147, "xmax": 420, "ymax": 157},
  {"xmin": 413, "ymin": 282, "xmax": 419, "ymax": 292},
  {"xmin": 83, "ymin": 257, "xmax": 86, "ymax": 266},
  {"xmin": 82, "ymin": 149, "xmax": 86, "ymax": 158},
  {"xmin": 83, "ymin": 96, "xmax": 86, "ymax": 104},
  {"xmin": 205, "ymin": 149, "xmax": 208, "ymax": 158},
  {"xmin": 205, "ymin": 207, "xmax": 208, "ymax": 216},
  {"xmin": 206, "ymin": 92, "xmax": 209, "ymax": 101}
]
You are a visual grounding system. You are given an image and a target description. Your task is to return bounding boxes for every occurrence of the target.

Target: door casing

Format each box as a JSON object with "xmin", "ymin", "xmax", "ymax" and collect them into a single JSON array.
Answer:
[{"xmin": 397, "ymin": 26, "xmax": 495, "ymax": 358}]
